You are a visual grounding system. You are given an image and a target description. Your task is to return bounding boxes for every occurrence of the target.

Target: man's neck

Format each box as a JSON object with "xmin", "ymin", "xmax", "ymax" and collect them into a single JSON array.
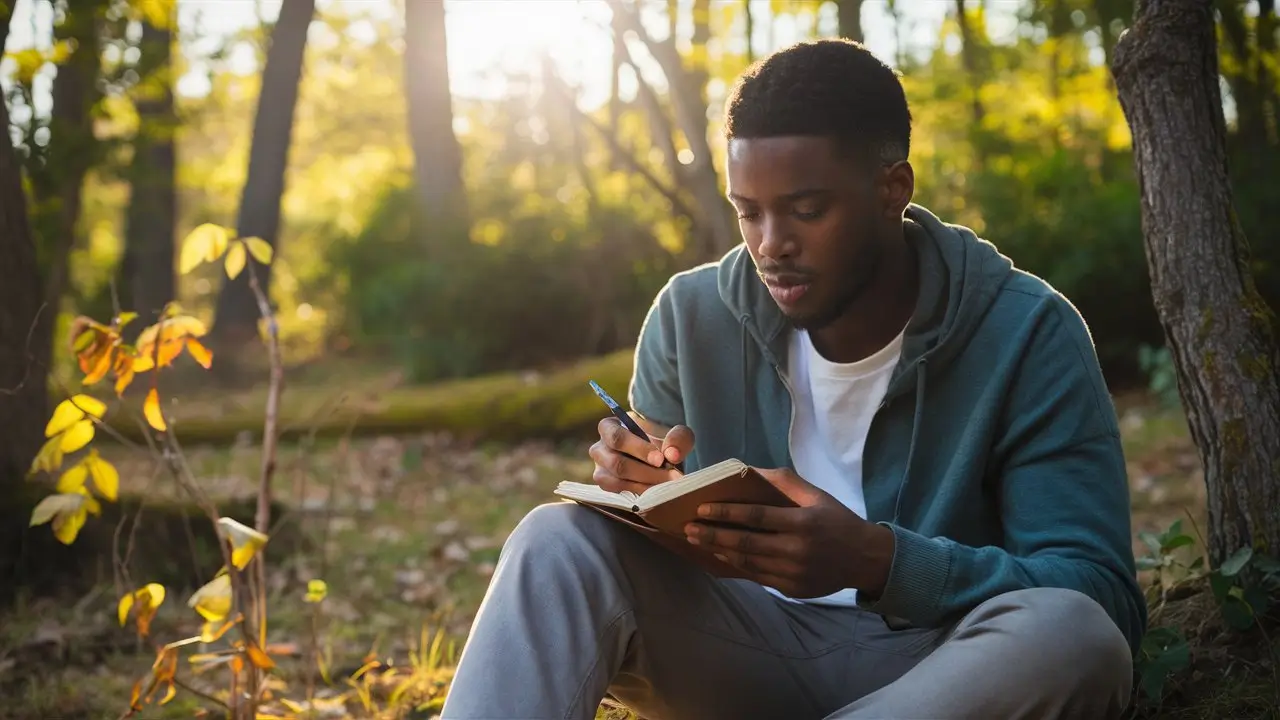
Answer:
[{"xmin": 809, "ymin": 230, "xmax": 919, "ymax": 365}]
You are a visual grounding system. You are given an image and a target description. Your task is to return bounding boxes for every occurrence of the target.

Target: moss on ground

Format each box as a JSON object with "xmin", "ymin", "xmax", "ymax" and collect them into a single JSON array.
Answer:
[{"xmin": 101, "ymin": 349, "xmax": 635, "ymax": 446}]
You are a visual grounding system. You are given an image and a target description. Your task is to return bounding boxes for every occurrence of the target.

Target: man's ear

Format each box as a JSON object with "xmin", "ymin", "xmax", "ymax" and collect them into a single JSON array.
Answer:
[{"xmin": 880, "ymin": 160, "xmax": 914, "ymax": 218}]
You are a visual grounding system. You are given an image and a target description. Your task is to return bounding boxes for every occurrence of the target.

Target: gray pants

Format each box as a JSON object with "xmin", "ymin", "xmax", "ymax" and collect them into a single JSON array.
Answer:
[{"xmin": 441, "ymin": 503, "xmax": 1134, "ymax": 719}]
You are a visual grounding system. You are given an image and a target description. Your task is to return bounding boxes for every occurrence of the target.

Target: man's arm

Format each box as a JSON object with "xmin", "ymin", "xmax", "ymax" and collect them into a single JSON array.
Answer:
[
  {"xmin": 857, "ymin": 296, "xmax": 1148, "ymax": 656},
  {"xmin": 628, "ymin": 278, "xmax": 686, "ymax": 431}
]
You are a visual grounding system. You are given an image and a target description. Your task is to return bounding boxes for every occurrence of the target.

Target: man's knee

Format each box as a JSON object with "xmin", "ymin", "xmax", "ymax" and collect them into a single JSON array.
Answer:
[
  {"xmin": 500, "ymin": 502, "xmax": 618, "ymax": 567},
  {"xmin": 985, "ymin": 587, "xmax": 1133, "ymax": 696}
]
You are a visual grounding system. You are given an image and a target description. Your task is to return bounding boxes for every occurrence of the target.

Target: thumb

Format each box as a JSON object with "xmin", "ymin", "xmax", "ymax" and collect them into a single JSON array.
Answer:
[
  {"xmin": 660, "ymin": 425, "xmax": 695, "ymax": 464},
  {"xmin": 754, "ymin": 467, "xmax": 825, "ymax": 505}
]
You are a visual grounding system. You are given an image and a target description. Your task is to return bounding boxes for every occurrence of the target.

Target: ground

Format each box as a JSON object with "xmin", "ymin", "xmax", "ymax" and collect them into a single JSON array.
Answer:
[{"xmin": 1, "ymin": 381, "xmax": 1276, "ymax": 719}]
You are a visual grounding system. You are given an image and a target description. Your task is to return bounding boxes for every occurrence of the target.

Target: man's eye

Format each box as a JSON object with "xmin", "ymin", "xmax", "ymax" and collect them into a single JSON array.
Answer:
[
  {"xmin": 794, "ymin": 206, "xmax": 825, "ymax": 220},
  {"xmin": 736, "ymin": 210, "xmax": 760, "ymax": 221}
]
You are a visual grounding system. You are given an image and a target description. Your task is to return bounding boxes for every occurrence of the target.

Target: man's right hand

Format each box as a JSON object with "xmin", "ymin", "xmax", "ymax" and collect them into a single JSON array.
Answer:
[{"xmin": 588, "ymin": 417, "xmax": 694, "ymax": 496}]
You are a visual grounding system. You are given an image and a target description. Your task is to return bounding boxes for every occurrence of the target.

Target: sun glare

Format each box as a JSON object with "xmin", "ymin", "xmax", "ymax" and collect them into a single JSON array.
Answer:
[{"xmin": 444, "ymin": 0, "xmax": 615, "ymax": 107}]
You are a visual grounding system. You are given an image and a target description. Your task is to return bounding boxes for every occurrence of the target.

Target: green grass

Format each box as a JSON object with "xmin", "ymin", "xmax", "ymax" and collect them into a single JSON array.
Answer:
[{"xmin": 3, "ymin": 378, "xmax": 1275, "ymax": 720}]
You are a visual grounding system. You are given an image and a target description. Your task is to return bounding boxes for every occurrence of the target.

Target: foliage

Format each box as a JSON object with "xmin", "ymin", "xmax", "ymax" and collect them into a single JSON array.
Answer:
[
  {"xmin": 1132, "ymin": 517, "xmax": 1280, "ymax": 706},
  {"xmin": 22, "ymin": 222, "xmax": 305, "ymax": 717}
]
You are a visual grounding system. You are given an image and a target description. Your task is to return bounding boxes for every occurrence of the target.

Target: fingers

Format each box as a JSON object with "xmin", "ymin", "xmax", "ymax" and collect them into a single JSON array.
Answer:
[
  {"xmin": 683, "ymin": 521, "xmax": 805, "ymax": 559},
  {"xmin": 598, "ymin": 417, "xmax": 667, "ymax": 468},
  {"xmin": 660, "ymin": 424, "xmax": 695, "ymax": 465},
  {"xmin": 694, "ymin": 502, "xmax": 805, "ymax": 532}
]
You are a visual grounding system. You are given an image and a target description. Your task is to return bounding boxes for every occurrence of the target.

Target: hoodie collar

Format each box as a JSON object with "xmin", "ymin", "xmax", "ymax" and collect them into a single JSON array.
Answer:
[{"xmin": 717, "ymin": 202, "xmax": 1014, "ymax": 394}]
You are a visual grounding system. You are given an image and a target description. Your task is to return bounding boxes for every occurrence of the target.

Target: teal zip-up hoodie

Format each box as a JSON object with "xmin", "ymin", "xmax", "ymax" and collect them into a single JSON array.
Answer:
[{"xmin": 628, "ymin": 203, "xmax": 1147, "ymax": 656}]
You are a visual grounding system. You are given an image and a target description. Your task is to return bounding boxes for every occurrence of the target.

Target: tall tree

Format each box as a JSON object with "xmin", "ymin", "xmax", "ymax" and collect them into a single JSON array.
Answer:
[
  {"xmin": 0, "ymin": 9, "xmax": 51, "ymax": 559},
  {"xmin": 609, "ymin": 0, "xmax": 738, "ymax": 261},
  {"xmin": 404, "ymin": 0, "xmax": 468, "ymax": 233},
  {"xmin": 837, "ymin": 0, "xmax": 864, "ymax": 42},
  {"xmin": 1112, "ymin": 0, "xmax": 1280, "ymax": 564},
  {"xmin": 119, "ymin": 18, "xmax": 177, "ymax": 328},
  {"xmin": 29, "ymin": 0, "xmax": 105, "ymax": 313},
  {"xmin": 212, "ymin": 0, "xmax": 317, "ymax": 349}
]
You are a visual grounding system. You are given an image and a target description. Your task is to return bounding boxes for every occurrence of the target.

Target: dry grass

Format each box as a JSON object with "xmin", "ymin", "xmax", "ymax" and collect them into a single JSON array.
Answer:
[{"xmin": 2, "ymin": 385, "xmax": 1272, "ymax": 720}]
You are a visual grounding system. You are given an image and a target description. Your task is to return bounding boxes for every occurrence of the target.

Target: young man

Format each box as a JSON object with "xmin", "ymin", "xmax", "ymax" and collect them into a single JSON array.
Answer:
[{"xmin": 441, "ymin": 39, "xmax": 1145, "ymax": 720}]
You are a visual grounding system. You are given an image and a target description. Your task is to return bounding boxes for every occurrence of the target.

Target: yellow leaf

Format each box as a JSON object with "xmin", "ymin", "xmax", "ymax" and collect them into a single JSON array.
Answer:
[
  {"xmin": 117, "ymin": 311, "xmax": 138, "ymax": 328},
  {"xmin": 59, "ymin": 419, "xmax": 95, "ymax": 453},
  {"xmin": 29, "ymin": 493, "xmax": 81, "ymax": 526},
  {"xmin": 30, "ymin": 491, "xmax": 92, "ymax": 544},
  {"xmin": 224, "ymin": 241, "xmax": 246, "ymax": 280},
  {"xmin": 304, "ymin": 579, "xmax": 328, "ymax": 603},
  {"xmin": 188, "ymin": 573, "xmax": 233, "ymax": 622},
  {"xmin": 165, "ymin": 315, "xmax": 208, "ymax": 339},
  {"xmin": 132, "ymin": 354, "xmax": 155, "ymax": 372},
  {"xmin": 200, "ymin": 615, "xmax": 238, "ymax": 642},
  {"xmin": 159, "ymin": 683, "xmax": 177, "ymax": 705},
  {"xmin": 28, "ymin": 435, "xmax": 64, "ymax": 476},
  {"xmin": 246, "ymin": 642, "xmax": 276, "ymax": 670},
  {"xmin": 179, "ymin": 223, "xmax": 230, "ymax": 274},
  {"xmin": 56, "ymin": 464, "xmax": 89, "ymax": 494},
  {"xmin": 118, "ymin": 593, "xmax": 135, "ymax": 626},
  {"xmin": 72, "ymin": 328, "xmax": 97, "ymax": 353},
  {"xmin": 83, "ymin": 346, "xmax": 114, "ymax": 385},
  {"xmin": 84, "ymin": 450, "xmax": 119, "ymax": 501},
  {"xmin": 242, "ymin": 236, "xmax": 273, "ymax": 265},
  {"xmin": 144, "ymin": 388, "xmax": 166, "ymax": 431},
  {"xmin": 217, "ymin": 518, "xmax": 269, "ymax": 569},
  {"xmin": 114, "ymin": 355, "xmax": 135, "ymax": 396},
  {"xmin": 186, "ymin": 338, "xmax": 213, "ymax": 369},
  {"xmin": 45, "ymin": 395, "xmax": 105, "ymax": 437}
]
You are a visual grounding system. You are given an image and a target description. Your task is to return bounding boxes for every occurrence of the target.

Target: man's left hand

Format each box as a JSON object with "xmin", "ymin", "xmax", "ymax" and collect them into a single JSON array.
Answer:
[{"xmin": 684, "ymin": 467, "xmax": 895, "ymax": 600}]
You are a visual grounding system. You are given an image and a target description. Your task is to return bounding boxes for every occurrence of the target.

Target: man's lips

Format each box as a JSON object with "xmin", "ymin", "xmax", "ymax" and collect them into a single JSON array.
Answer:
[{"xmin": 762, "ymin": 274, "xmax": 813, "ymax": 306}]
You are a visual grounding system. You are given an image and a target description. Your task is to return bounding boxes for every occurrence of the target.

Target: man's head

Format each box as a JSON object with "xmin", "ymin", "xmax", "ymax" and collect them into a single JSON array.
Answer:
[{"xmin": 723, "ymin": 39, "xmax": 915, "ymax": 331}]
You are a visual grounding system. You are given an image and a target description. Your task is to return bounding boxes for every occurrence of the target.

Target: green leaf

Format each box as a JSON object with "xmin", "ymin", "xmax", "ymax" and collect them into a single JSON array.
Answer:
[
  {"xmin": 1209, "ymin": 571, "xmax": 1233, "ymax": 602},
  {"xmin": 1243, "ymin": 585, "xmax": 1270, "ymax": 618},
  {"xmin": 1136, "ymin": 557, "xmax": 1162, "ymax": 571},
  {"xmin": 1252, "ymin": 553, "xmax": 1280, "ymax": 576},
  {"xmin": 1139, "ymin": 531, "xmax": 1163, "ymax": 557},
  {"xmin": 1220, "ymin": 597, "xmax": 1255, "ymax": 631},
  {"xmin": 1162, "ymin": 534, "xmax": 1194, "ymax": 552},
  {"xmin": 1220, "ymin": 546, "xmax": 1253, "ymax": 577},
  {"xmin": 1160, "ymin": 519, "xmax": 1184, "ymax": 543}
]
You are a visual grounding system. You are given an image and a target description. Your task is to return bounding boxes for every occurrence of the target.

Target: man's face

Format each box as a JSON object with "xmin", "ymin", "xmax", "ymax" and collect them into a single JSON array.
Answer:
[{"xmin": 726, "ymin": 136, "xmax": 886, "ymax": 331}]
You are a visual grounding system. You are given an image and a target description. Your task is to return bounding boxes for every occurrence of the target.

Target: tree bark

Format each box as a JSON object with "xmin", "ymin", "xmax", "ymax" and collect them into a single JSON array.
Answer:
[
  {"xmin": 0, "ymin": 31, "xmax": 50, "ymax": 515},
  {"xmin": 609, "ymin": 0, "xmax": 737, "ymax": 260},
  {"xmin": 212, "ymin": 0, "xmax": 316, "ymax": 349},
  {"xmin": 120, "ymin": 20, "xmax": 177, "ymax": 328},
  {"xmin": 837, "ymin": 0, "xmax": 864, "ymax": 42},
  {"xmin": 404, "ymin": 0, "xmax": 468, "ymax": 231},
  {"xmin": 31, "ymin": 1, "xmax": 103, "ymax": 313},
  {"xmin": 1112, "ymin": 0, "xmax": 1280, "ymax": 565}
]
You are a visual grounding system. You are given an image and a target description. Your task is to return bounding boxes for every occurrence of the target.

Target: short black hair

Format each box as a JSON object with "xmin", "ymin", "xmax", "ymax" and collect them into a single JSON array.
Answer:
[{"xmin": 723, "ymin": 39, "xmax": 911, "ymax": 165}]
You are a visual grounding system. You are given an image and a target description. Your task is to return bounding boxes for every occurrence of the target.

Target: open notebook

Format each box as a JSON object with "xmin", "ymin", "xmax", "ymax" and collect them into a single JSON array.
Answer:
[{"xmin": 554, "ymin": 458, "xmax": 797, "ymax": 578}]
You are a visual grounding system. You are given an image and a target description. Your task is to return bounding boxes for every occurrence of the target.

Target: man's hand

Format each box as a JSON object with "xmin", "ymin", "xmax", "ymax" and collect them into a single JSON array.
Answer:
[
  {"xmin": 684, "ymin": 467, "xmax": 895, "ymax": 599},
  {"xmin": 588, "ymin": 417, "xmax": 694, "ymax": 496}
]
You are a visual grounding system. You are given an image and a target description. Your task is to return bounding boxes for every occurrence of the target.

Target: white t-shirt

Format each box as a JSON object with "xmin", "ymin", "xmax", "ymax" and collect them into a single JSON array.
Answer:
[{"xmin": 766, "ymin": 326, "xmax": 905, "ymax": 607}]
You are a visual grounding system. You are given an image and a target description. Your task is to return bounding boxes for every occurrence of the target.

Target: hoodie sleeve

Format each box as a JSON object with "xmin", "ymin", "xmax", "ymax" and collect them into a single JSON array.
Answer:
[
  {"xmin": 858, "ymin": 295, "xmax": 1148, "ymax": 656},
  {"xmin": 628, "ymin": 278, "xmax": 687, "ymax": 431}
]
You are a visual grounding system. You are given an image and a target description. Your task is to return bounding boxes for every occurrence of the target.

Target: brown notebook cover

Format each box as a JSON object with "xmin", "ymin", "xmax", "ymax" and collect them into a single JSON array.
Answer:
[{"xmin": 553, "ymin": 459, "xmax": 797, "ymax": 579}]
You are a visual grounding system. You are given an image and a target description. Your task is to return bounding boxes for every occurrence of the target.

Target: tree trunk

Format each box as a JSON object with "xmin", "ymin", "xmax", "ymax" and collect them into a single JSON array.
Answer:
[
  {"xmin": 212, "ymin": 0, "xmax": 316, "ymax": 349},
  {"xmin": 31, "ymin": 1, "xmax": 103, "ymax": 313},
  {"xmin": 609, "ymin": 0, "xmax": 737, "ymax": 261},
  {"xmin": 404, "ymin": 0, "xmax": 468, "ymax": 232},
  {"xmin": 1112, "ymin": 0, "xmax": 1280, "ymax": 565},
  {"xmin": 0, "ymin": 40, "xmax": 51, "ymax": 559},
  {"xmin": 837, "ymin": 0, "xmax": 864, "ymax": 42},
  {"xmin": 120, "ymin": 20, "xmax": 177, "ymax": 329}
]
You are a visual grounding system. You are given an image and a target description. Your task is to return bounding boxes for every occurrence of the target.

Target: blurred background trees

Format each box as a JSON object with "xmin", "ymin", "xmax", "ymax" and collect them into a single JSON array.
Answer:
[{"xmin": 1, "ymin": 0, "xmax": 1276, "ymax": 405}]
